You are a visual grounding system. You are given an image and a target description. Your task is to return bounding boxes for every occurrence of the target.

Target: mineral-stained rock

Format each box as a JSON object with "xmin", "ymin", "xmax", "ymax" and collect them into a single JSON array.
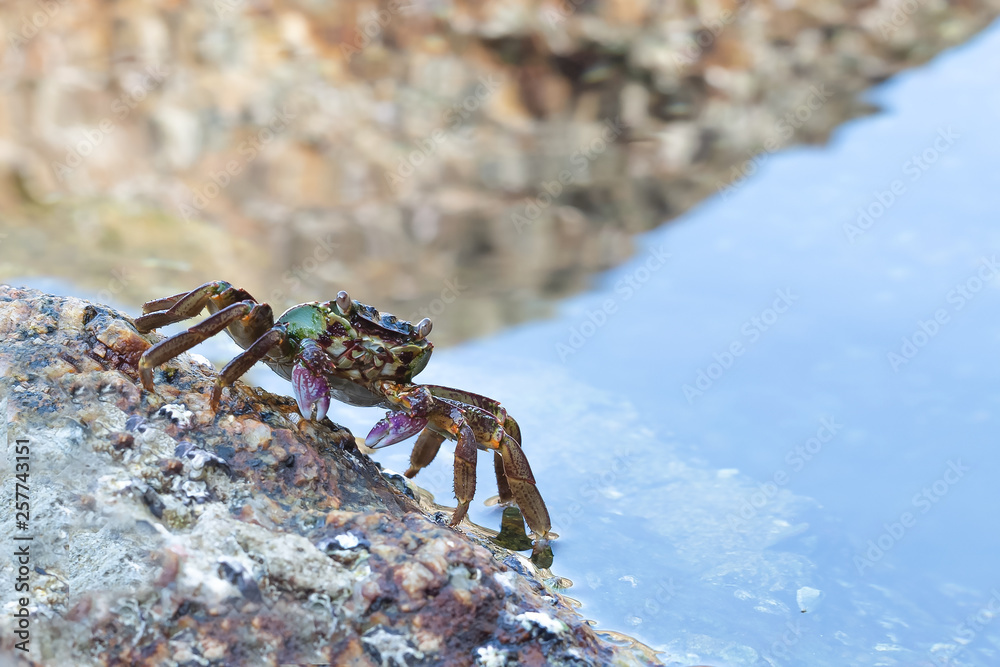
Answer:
[{"xmin": 0, "ymin": 285, "xmax": 657, "ymax": 666}]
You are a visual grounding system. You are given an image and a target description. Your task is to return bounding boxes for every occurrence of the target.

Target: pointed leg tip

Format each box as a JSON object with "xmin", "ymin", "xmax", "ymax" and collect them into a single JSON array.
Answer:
[
  {"xmin": 524, "ymin": 515, "xmax": 552, "ymax": 540},
  {"xmin": 210, "ymin": 384, "xmax": 223, "ymax": 412},
  {"xmin": 449, "ymin": 502, "xmax": 470, "ymax": 526}
]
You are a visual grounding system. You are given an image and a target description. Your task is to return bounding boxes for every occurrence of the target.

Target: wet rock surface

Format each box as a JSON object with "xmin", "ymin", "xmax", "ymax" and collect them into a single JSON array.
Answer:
[{"xmin": 0, "ymin": 285, "xmax": 658, "ymax": 666}]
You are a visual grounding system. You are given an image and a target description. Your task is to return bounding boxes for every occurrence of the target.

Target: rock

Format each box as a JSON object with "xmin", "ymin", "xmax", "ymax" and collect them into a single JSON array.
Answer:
[{"xmin": 0, "ymin": 285, "xmax": 657, "ymax": 666}]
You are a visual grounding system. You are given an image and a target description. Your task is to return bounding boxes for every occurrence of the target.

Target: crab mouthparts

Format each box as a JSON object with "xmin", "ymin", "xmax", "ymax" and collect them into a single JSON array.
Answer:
[
  {"xmin": 365, "ymin": 412, "xmax": 428, "ymax": 449},
  {"xmin": 292, "ymin": 363, "xmax": 331, "ymax": 421}
]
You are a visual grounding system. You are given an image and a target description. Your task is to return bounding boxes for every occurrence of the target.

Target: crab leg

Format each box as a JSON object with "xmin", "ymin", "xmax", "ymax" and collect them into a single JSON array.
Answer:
[
  {"xmin": 414, "ymin": 405, "xmax": 489, "ymax": 526},
  {"xmin": 404, "ymin": 429, "xmax": 445, "ymax": 478},
  {"xmin": 211, "ymin": 327, "xmax": 288, "ymax": 410},
  {"xmin": 493, "ymin": 451, "xmax": 514, "ymax": 504},
  {"xmin": 425, "ymin": 387, "xmax": 518, "ymax": 507},
  {"xmin": 135, "ymin": 280, "xmax": 254, "ymax": 333},
  {"xmin": 372, "ymin": 417, "xmax": 479, "ymax": 526},
  {"xmin": 139, "ymin": 301, "xmax": 260, "ymax": 391},
  {"xmin": 367, "ymin": 383, "xmax": 549, "ymax": 532},
  {"xmin": 428, "ymin": 394, "xmax": 549, "ymax": 536},
  {"xmin": 452, "ymin": 423, "xmax": 478, "ymax": 525},
  {"xmin": 140, "ymin": 290, "xmax": 189, "ymax": 314},
  {"xmin": 425, "ymin": 385, "xmax": 523, "ymax": 444},
  {"xmin": 139, "ymin": 301, "xmax": 273, "ymax": 391},
  {"xmin": 497, "ymin": 434, "xmax": 550, "ymax": 537}
]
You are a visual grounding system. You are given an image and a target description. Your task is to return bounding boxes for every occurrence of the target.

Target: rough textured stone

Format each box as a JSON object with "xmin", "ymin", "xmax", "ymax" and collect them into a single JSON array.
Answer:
[
  {"xmin": 1, "ymin": 1, "xmax": 998, "ymax": 343},
  {"xmin": 0, "ymin": 285, "xmax": 658, "ymax": 666}
]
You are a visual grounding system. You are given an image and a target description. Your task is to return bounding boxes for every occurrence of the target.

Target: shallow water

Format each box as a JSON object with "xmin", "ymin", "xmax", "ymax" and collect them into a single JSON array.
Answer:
[
  {"xmin": 12, "ymin": 20, "xmax": 1000, "ymax": 666},
  {"xmin": 269, "ymin": 19, "xmax": 1000, "ymax": 666}
]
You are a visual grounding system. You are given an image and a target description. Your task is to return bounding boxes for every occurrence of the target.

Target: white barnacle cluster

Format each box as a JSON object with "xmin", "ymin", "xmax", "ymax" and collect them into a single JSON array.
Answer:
[
  {"xmin": 361, "ymin": 627, "xmax": 425, "ymax": 667},
  {"xmin": 514, "ymin": 611, "xmax": 568, "ymax": 637},
  {"xmin": 157, "ymin": 403, "xmax": 193, "ymax": 429},
  {"xmin": 492, "ymin": 570, "xmax": 518, "ymax": 594},
  {"xmin": 476, "ymin": 645, "xmax": 510, "ymax": 667},
  {"xmin": 334, "ymin": 532, "xmax": 361, "ymax": 550}
]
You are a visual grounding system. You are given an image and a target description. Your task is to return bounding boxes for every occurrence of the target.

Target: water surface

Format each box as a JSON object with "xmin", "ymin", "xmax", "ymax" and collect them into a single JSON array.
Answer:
[{"xmin": 310, "ymin": 20, "xmax": 1000, "ymax": 666}]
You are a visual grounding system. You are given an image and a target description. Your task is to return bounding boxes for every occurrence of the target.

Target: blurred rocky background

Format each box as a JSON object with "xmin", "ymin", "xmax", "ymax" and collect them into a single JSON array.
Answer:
[{"xmin": 0, "ymin": 0, "xmax": 998, "ymax": 343}]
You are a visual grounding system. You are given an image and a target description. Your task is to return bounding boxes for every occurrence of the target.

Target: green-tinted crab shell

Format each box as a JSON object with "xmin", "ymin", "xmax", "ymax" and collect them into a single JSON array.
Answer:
[
  {"xmin": 277, "ymin": 300, "xmax": 432, "ymax": 383},
  {"xmin": 278, "ymin": 302, "xmax": 329, "ymax": 342}
]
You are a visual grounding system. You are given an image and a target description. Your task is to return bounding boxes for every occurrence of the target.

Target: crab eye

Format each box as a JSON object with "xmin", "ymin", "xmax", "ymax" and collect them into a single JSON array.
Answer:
[
  {"xmin": 336, "ymin": 291, "xmax": 352, "ymax": 314},
  {"xmin": 415, "ymin": 318, "xmax": 432, "ymax": 340}
]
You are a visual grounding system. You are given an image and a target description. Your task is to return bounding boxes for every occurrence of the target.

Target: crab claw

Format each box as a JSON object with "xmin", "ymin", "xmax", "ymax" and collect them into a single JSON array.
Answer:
[
  {"xmin": 291, "ymin": 361, "xmax": 331, "ymax": 421},
  {"xmin": 366, "ymin": 412, "xmax": 428, "ymax": 449}
]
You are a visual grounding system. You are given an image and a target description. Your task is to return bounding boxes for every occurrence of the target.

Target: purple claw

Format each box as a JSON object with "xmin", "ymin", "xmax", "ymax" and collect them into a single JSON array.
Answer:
[
  {"xmin": 366, "ymin": 412, "xmax": 428, "ymax": 449},
  {"xmin": 292, "ymin": 361, "xmax": 331, "ymax": 421}
]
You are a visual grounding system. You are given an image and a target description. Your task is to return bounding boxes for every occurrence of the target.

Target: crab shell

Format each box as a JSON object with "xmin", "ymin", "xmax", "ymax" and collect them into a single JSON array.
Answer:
[{"xmin": 265, "ymin": 298, "xmax": 434, "ymax": 419}]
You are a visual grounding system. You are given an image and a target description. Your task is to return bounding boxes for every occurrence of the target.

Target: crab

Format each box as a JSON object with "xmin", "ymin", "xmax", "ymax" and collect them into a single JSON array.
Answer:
[{"xmin": 133, "ymin": 280, "xmax": 551, "ymax": 539}]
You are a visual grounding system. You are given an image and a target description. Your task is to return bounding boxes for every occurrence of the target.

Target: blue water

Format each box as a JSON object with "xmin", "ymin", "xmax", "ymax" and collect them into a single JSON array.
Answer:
[
  {"xmin": 15, "ymin": 20, "xmax": 1000, "ymax": 665},
  {"xmin": 312, "ymin": 20, "xmax": 1000, "ymax": 666}
]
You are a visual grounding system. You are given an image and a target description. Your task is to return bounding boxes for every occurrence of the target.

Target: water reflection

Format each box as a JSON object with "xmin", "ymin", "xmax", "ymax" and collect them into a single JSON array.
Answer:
[{"xmin": 307, "ymin": 19, "xmax": 1000, "ymax": 666}]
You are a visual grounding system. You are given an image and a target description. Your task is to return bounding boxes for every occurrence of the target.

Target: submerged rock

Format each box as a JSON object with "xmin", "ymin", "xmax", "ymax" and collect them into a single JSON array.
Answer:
[{"xmin": 0, "ymin": 285, "xmax": 657, "ymax": 666}]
